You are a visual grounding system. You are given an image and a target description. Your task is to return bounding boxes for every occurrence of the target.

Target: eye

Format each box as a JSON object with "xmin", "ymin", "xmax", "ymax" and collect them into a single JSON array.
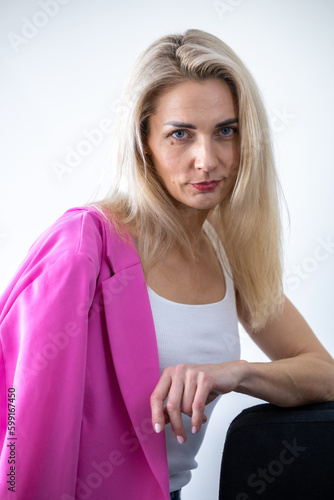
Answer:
[
  {"xmin": 220, "ymin": 126, "xmax": 236, "ymax": 137},
  {"xmin": 171, "ymin": 130, "xmax": 187, "ymax": 139}
]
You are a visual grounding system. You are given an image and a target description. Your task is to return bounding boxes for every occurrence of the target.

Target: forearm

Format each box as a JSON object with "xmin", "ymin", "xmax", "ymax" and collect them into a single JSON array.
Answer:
[
  {"xmin": 150, "ymin": 353, "xmax": 334, "ymax": 442},
  {"xmin": 236, "ymin": 354, "xmax": 334, "ymax": 407}
]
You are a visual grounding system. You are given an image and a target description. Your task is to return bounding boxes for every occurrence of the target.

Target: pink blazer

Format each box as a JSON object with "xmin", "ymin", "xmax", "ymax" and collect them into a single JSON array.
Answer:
[{"xmin": 0, "ymin": 207, "xmax": 170, "ymax": 499}]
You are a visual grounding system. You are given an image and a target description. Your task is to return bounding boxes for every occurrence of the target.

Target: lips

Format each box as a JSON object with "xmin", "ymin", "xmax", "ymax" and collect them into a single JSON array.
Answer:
[{"xmin": 190, "ymin": 180, "xmax": 221, "ymax": 191}]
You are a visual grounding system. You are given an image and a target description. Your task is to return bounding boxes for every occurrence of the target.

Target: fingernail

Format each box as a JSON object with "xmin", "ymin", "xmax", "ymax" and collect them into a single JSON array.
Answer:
[
  {"xmin": 154, "ymin": 423, "xmax": 162, "ymax": 433},
  {"xmin": 176, "ymin": 435, "xmax": 184, "ymax": 444},
  {"xmin": 191, "ymin": 426, "xmax": 197, "ymax": 434}
]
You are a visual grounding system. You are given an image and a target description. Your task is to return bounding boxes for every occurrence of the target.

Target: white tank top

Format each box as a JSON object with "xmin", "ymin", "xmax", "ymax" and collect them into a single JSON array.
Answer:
[{"xmin": 147, "ymin": 221, "xmax": 240, "ymax": 492}]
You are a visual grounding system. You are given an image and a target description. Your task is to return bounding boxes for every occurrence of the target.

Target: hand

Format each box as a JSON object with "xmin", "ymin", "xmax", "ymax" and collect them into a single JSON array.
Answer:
[{"xmin": 150, "ymin": 360, "xmax": 248, "ymax": 443}]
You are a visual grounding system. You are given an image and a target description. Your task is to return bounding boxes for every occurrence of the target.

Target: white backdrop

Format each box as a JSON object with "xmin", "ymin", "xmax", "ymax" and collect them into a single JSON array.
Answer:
[{"xmin": 1, "ymin": 0, "xmax": 334, "ymax": 498}]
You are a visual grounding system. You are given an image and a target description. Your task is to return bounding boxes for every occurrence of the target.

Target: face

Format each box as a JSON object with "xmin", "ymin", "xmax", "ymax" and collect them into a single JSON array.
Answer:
[{"xmin": 146, "ymin": 79, "xmax": 240, "ymax": 212}]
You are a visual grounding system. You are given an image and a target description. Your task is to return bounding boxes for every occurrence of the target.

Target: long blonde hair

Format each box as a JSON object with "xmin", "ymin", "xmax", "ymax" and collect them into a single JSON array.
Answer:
[{"xmin": 98, "ymin": 29, "xmax": 284, "ymax": 330}]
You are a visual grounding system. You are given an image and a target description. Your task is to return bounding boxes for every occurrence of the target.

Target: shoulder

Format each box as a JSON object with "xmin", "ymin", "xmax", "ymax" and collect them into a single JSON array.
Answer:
[
  {"xmin": 0, "ymin": 206, "xmax": 113, "ymax": 320},
  {"xmin": 24, "ymin": 205, "xmax": 138, "ymax": 277},
  {"xmin": 1, "ymin": 206, "xmax": 139, "ymax": 315},
  {"xmin": 8, "ymin": 205, "xmax": 123, "ymax": 291},
  {"xmin": 27, "ymin": 206, "xmax": 107, "ymax": 268}
]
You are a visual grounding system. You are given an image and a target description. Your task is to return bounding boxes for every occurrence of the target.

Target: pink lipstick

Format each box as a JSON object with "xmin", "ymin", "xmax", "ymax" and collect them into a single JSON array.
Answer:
[{"xmin": 190, "ymin": 180, "xmax": 221, "ymax": 191}]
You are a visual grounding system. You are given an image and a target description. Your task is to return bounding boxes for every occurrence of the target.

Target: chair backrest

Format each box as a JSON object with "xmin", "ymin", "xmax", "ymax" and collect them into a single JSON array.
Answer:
[{"xmin": 219, "ymin": 401, "xmax": 334, "ymax": 499}]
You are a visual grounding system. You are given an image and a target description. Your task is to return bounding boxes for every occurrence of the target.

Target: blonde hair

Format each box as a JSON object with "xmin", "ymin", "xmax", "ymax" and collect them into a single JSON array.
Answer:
[{"xmin": 98, "ymin": 29, "xmax": 284, "ymax": 330}]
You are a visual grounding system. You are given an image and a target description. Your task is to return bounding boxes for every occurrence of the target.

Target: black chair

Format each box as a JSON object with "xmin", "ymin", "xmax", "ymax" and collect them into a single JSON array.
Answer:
[{"xmin": 219, "ymin": 401, "xmax": 334, "ymax": 499}]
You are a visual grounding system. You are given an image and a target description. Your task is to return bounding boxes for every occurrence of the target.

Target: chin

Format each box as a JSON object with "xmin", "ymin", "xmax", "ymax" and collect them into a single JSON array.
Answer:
[
  {"xmin": 171, "ymin": 191, "xmax": 225, "ymax": 210},
  {"xmin": 183, "ymin": 200, "xmax": 221, "ymax": 211}
]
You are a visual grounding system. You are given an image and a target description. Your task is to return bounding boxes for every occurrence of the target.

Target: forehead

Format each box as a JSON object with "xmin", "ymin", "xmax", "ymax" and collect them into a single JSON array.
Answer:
[{"xmin": 152, "ymin": 79, "xmax": 237, "ymax": 121}]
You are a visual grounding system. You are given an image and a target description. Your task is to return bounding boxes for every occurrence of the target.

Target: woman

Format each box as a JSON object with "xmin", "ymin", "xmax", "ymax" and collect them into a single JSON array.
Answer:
[{"xmin": 0, "ymin": 29, "xmax": 333, "ymax": 500}]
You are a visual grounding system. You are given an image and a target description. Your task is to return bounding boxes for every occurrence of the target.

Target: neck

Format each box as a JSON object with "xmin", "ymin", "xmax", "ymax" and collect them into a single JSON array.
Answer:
[
  {"xmin": 126, "ymin": 206, "xmax": 211, "ymax": 259},
  {"xmin": 177, "ymin": 206, "xmax": 210, "ymax": 251}
]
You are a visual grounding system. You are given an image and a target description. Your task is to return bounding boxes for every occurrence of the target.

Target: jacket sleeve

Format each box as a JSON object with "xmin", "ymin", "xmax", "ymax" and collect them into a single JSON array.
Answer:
[{"xmin": 0, "ymin": 212, "xmax": 100, "ymax": 499}]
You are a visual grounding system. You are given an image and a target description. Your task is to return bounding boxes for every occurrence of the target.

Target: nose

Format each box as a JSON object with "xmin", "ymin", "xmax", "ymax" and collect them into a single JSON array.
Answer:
[{"xmin": 194, "ymin": 138, "xmax": 218, "ymax": 172}]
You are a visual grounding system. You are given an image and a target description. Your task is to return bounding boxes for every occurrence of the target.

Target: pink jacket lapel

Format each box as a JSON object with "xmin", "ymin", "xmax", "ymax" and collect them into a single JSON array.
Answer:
[{"xmin": 101, "ymin": 222, "xmax": 169, "ymax": 498}]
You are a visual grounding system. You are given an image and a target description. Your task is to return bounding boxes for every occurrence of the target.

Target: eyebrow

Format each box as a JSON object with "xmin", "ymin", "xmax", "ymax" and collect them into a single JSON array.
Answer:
[{"xmin": 164, "ymin": 118, "xmax": 239, "ymax": 129}]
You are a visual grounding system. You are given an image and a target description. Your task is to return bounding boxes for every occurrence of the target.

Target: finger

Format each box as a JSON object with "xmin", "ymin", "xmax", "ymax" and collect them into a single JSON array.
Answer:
[
  {"xmin": 163, "ymin": 405, "xmax": 207, "ymax": 426},
  {"xmin": 163, "ymin": 406, "xmax": 171, "ymax": 425},
  {"xmin": 166, "ymin": 368, "xmax": 187, "ymax": 443},
  {"xmin": 150, "ymin": 369, "xmax": 172, "ymax": 434},
  {"xmin": 181, "ymin": 369, "xmax": 198, "ymax": 417},
  {"xmin": 191, "ymin": 372, "xmax": 213, "ymax": 433}
]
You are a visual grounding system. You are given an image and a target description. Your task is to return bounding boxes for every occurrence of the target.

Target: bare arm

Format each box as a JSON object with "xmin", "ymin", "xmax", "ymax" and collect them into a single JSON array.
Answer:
[
  {"xmin": 151, "ymin": 296, "xmax": 334, "ymax": 443},
  {"xmin": 236, "ymin": 296, "xmax": 334, "ymax": 406}
]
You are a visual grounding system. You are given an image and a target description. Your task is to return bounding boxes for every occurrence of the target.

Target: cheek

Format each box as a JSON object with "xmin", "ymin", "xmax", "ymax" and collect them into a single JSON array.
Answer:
[
  {"xmin": 230, "ymin": 159, "xmax": 240, "ymax": 176},
  {"xmin": 228, "ymin": 141, "xmax": 241, "ymax": 174},
  {"xmin": 154, "ymin": 150, "xmax": 184, "ymax": 181},
  {"xmin": 152, "ymin": 156, "xmax": 177, "ymax": 188}
]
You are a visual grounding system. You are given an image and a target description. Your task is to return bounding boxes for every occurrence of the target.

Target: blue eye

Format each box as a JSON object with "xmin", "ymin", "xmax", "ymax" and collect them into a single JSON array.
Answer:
[
  {"xmin": 220, "ymin": 127, "xmax": 233, "ymax": 136},
  {"xmin": 172, "ymin": 130, "xmax": 186, "ymax": 139}
]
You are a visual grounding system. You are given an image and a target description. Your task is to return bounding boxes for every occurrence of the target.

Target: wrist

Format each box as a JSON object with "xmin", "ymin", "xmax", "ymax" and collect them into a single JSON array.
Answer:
[{"xmin": 235, "ymin": 359, "xmax": 253, "ymax": 392}]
